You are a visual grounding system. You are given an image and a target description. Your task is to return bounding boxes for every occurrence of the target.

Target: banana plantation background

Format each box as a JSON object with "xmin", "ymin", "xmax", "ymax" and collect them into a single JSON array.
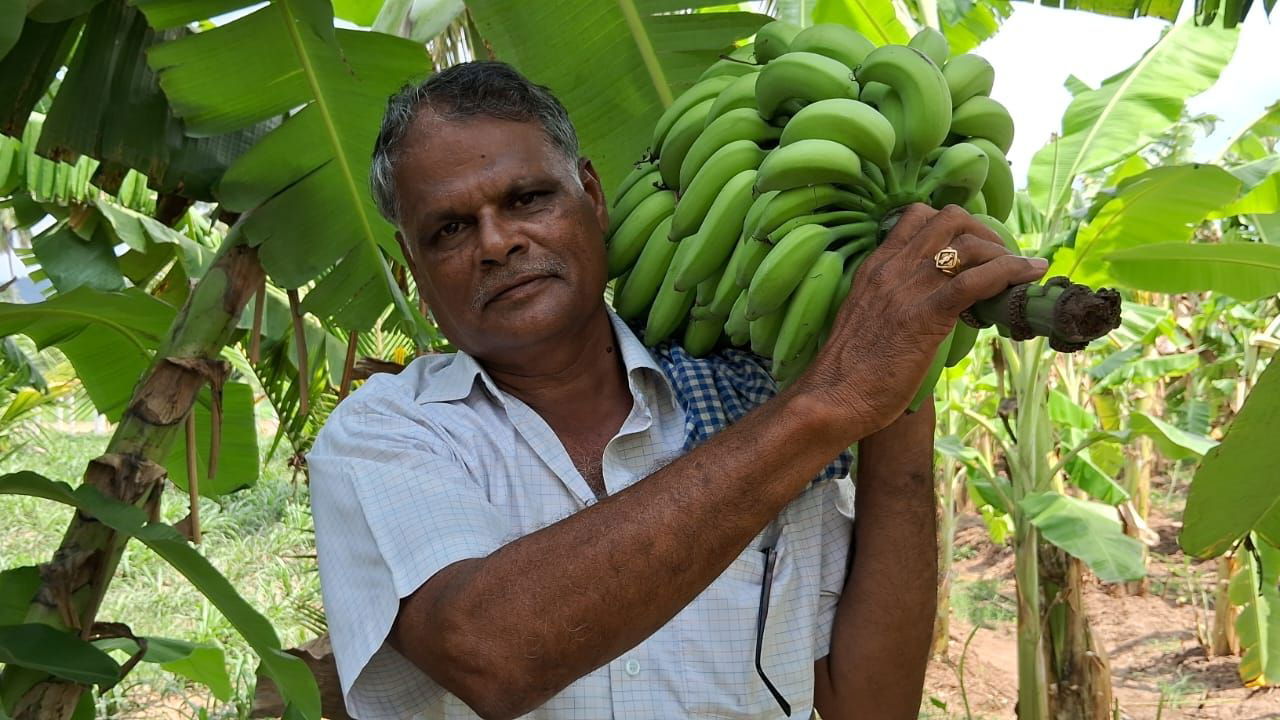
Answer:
[{"xmin": 1, "ymin": 0, "xmax": 1279, "ymax": 718}]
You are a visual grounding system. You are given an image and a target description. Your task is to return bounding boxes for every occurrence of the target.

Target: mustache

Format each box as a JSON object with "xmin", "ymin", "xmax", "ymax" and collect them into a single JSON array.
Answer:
[{"xmin": 472, "ymin": 257, "xmax": 568, "ymax": 310}]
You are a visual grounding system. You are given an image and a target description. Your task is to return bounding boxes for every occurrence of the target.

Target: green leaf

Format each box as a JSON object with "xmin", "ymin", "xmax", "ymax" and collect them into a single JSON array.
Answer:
[
  {"xmin": 0, "ymin": 17, "xmax": 79, "ymax": 137},
  {"xmin": 333, "ymin": 0, "xmax": 384, "ymax": 25},
  {"xmin": 938, "ymin": 0, "xmax": 1010, "ymax": 56},
  {"xmin": 1065, "ymin": 446, "xmax": 1130, "ymax": 506},
  {"xmin": 0, "ymin": 288, "xmax": 176, "ymax": 421},
  {"xmin": 150, "ymin": 3, "xmax": 433, "ymax": 337},
  {"xmin": 812, "ymin": 0, "xmax": 909, "ymax": 47},
  {"xmin": 1129, "ymin": 411, "xmax": 1217, "ymax": 460},
  {"xmin": 1104, "ymin": 242, "xmax": 1280, "ymax": 301},
  {"xmin": 1230, "ymin": 539, "xmax": 1280, "ymax": 686},
  {"xmin": 165, "ymin": 382, "xmax": 261, "ymax": 498},
  {"xmin": 1182, "ymin": 360, "xmax": 1280, "ymax": 558},
  {"xmin": 0, "ymin": 2, "xmax": 23, "ymax": 62},
  {"xmin": 1214, "ymin": 167, "xmax": 1280, "ymax": 218},
  {"xmin": 0, "ymin": 567, "xmax": 40, "ymax": 626},
  {"xmin": 466, "ymin": 0, "xmax": 769, "ymax": 193},
  {"xmin": 27, "ymin": 0, "xmax": 106, "ymax": 22},
  {"xmin": 133, "ymin": 0, "xmax": 259, "ymax": 28},
  {"xmin": 1020, "ymin": 491, "xmax": 1146, "ymax": 583},
  {"xmin": 0, "ymin": 472, "xmax": 321, "ymax": 719},
  {"xmin": 1027, "ymin": 21, "xmax": 1238, "ymax": 216},
  {"xmin": 0, "ymin": 624, "xmax": 119, "ymax": 686},
  {"xmin": 96, "ymin": 637, "xmax": 232, "ymax": 702},
  {"xmin": 1048, "ymin": 390, "xmax": 1094, "ymax": 430},
  {"xmin": 30, "ymin": 224, "xmax": 127, "ymax": 294},
  {"xmin": 1047, "ymin": 164, "xmax": 1242, "ymax": 287}
]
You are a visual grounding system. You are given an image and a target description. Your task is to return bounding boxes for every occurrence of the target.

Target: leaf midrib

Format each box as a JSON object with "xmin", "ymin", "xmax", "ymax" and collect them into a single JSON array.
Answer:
[{"xmin": 617, "ymin": 0, "xmax": 672, "ymax": 108}]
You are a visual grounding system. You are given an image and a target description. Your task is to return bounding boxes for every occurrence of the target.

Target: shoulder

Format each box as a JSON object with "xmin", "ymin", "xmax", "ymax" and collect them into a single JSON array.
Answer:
[{"xmin": 309, "ymin": 353, "xmax": 475, "ymax": 462}]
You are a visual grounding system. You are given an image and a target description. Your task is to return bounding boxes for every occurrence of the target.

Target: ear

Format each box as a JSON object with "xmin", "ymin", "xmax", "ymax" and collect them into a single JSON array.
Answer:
[{"xmin": 578, "ymin": 158, "xmax": 609, "ymax": 234}]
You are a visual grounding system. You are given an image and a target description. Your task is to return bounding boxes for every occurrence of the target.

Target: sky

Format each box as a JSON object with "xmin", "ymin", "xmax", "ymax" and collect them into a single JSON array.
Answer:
[{"xmin": 975, "ymin": 2, "xmax": 1280, "ymax": 184}]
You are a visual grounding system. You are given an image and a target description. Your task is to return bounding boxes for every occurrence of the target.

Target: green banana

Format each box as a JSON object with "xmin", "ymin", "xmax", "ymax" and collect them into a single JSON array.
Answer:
[
  {"xmin": 755, "ymin": 139, "xmax": 880, "ymax": 201},
  {"xmin": 875, "ymin": 89, "xmax": 909, "ymax": 162},
  {"xmin": 942, "ymin": 54, "xmax": 995, "ymax": 108},
  {"xmin": 735, "ymin": 236, "xmax": 774, "ymax": 289},
  {"xmin": 703, "ymin": 72, "xmax": 762, "ymax": 129},
  {"xmin": 908, "ymin": 327, "xmax": 955, "ymax": 412},
  {"xmin": 658, "ymin": 98, "xmax": 716, "ymax": 189},
  {"xmin": 771, "ymin": 250, "xmax": 843, "ymax": 377},
  {"xmin": 694, "ymin": 264, "xmax": 726, "ymax": 309},
  {"xmin": 779, "ymin": 98, "xmax": 897, "ymax": 174},
  {"xmin": 705, "ymin": 236, "xmax": 753, "ymax": 318},
  {"xmin": 669, "ymin": 140, "xmax": 766, "ymax": 241},
  {"xmin": 614, "ymin": 159, "xmax": 658, "ymax": 201},
  {"xmin": 750, "ymin": 184, "xmax": 872, "ymax": 240},
  {"xmin": 917, "ymin": 142, "xmax": 989, "ymax": 199},
  {"xmin": 742, "ymin": 189, "xmax": 779, "ymax": 237},
  {"xmin": 613, "ymin": 216, "xmax": 678, "ymax": 320},
  {"xmin": 854, "ymin": 45, "xmax": 952, "ymax": 162},
  {"xmin": 680, "ymin": 107, "xmax": 779, "ymax": 191},
  {"xmin": 672, "ymin": 169, "xmax": 758, "ymax": 290},
  {"xmin": 764, "ymin": 210, "xmax": 871, "ymax": 245},
  {"xmin": 725, "ymin": 291, "xmax": 751, "ymax": 346},
  {"xmin": 863, "ymin": 161, "xmax": 886, "ymax": 193},
  {"xmin": 607, "ymin": 169, "xmax": 663, "ymax": 236},
  {"xmin": 683, "ymin": 312, "xmax": 725, "ymax": 357},
  {"xmin": 645, "ymin": 240, "xmax": 699, "ymax": 345},
  {"xmin": 859, "ymin": 81, "xmax": 891, "ymax": 107},
  {"xmin": 907, "ymin": 27, "xmax": 949, "ymax": 68},
  {"xmin": 651, "ymin": 76, "xmax": 735, "ymax": 153},
  {"xmin": 966, "ymin": 137, "xmax": 1014, "ymax": 223},
  {"xmin": 963, "ymin": 190, "xmax": 987, "ymax": 215},
  {"xmin": 749, "ymin": 309, "xmax": 787, "ymax": 358},
  {"xmin": 606, "ymin": 189, "xmax": 676, "ymax": 278},
  {"xmin": 774, "ymin": 333, "xmax": 819, "ymax": 387},
  {"xmin": 788, "ymin": 23, "xmax": 876, "ymax": 71},
  {"xmin": 973, "ymin": 213, "xmax": 1020, "ymax": 254},
  {"xmin": 950, "ymin": 95, "xmax": 1014, "ymax": 155},
  {"xmin": 747, "ymin": 223, "xmax": 853, "ymax": 320},
  {"xmin": 945, "ymin": 322, "xmax": 979, "ymax": 367},
  {"xmin": 755, "ymin": 51, "xmax": 860, "ymax": 121},
  {"xmin": 753, "ymin": 20, "xmax": 802, "ymax": 63},
  {"xmin": 698, "ymin": 44, "xmax": 758, "ymax": 81}
]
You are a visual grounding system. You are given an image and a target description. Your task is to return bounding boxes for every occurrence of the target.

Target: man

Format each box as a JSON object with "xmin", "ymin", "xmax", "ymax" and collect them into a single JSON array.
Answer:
[{"xmin": 307, "ymin": 61, "xmax": 1046, "ymax": 720}]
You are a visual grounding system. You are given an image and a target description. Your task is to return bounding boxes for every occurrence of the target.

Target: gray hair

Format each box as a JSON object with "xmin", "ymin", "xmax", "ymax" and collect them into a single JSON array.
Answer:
[{"xmin": 369, "ymin": 61, "xmax": 581, "ymax": 225}]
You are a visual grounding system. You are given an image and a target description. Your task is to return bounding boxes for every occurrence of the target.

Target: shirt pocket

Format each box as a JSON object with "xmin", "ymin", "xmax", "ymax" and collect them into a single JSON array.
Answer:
[{"xmin": 676, "ymin": 529, "xmax": 816, "ymax": 718}]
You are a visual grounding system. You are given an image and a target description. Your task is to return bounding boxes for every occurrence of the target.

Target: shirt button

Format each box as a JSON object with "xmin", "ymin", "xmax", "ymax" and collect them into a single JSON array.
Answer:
[{"xmin": 624, "ymin": 658, "xmax": 641, "ymax": 676}]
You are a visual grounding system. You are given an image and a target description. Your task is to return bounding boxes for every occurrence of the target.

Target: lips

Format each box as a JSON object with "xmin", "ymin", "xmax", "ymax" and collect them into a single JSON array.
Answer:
[{"xmin": 485, "ymin": 274, "xmax": 551, "ymax": 304}]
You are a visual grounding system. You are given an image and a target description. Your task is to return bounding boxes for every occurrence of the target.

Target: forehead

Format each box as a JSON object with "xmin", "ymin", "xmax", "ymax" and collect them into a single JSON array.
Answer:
[{"xmin": 393, "ymin": 113, "xmax": 567, "ymax": 202}]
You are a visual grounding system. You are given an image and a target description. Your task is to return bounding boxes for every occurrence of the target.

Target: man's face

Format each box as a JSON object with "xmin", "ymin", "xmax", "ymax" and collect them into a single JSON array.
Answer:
[{"xmin": 392, "ymin": 112, "xmax": 610, "ymax": 361}]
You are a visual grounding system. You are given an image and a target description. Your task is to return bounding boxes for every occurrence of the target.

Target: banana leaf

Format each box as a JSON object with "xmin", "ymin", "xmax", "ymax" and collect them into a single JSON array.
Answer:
[
  {"xmin": 1231, "ymin": 537, "xmax": 1280, "ymax": 687},
  {"xmin": 0, "ymin": 17, "xmax": 80, "ymax": 135},
  {"xmin": 1046, "ymin": 164, "xmax": 1242, "ymax": 287},
  {"xmin": 1020, "ymin": 490, "xmax": 1146, "ymax": 583},
  {"xmin": 148, "ymin": 0, "xmax": 434, "ymax": 339},
  {"xmin": 464, "ymin": 0, "xmax": 770, "ymax": 194},
  {"xmin": 1026, "ymin": 20, "xmax": 1238, "ymax": 217},
  {"xmin": 812, "ymin": 0, "xmax": 909, "ymax": 48},
  {"xmin": 1182, "ymin": 358, "xmax": 1280, "ymax": 558},
  {"xmin": 1104, "ymin": 242, "xmax": 1280, "ymax": 301}
]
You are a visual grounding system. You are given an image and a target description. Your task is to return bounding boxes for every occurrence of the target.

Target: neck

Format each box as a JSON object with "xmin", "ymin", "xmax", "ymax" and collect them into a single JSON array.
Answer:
[{"xmin": 479, "ymin": 305, "xmax": 632, "ymax": 423}]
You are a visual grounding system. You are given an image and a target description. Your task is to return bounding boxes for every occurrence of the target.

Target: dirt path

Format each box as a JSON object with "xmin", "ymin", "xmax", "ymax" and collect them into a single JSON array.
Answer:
[{"xmin": 922, "ymin": 510, "xmax": 1280, "ymax": 719}]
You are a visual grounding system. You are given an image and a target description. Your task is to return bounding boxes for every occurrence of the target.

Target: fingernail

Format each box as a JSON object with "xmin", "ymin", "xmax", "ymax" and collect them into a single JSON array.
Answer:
[{"xmin": 1029, "ymin": 257, "xmax": 1049, "ymax": 270}]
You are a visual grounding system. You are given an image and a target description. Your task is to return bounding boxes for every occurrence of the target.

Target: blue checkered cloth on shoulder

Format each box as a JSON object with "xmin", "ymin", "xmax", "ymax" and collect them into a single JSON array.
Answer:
[{"xmin": 647, "ymin": 338, "xmax": 854, "ymax": 483}]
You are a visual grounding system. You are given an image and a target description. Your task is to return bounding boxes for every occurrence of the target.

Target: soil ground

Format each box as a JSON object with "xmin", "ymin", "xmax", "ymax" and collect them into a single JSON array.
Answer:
[{"xmin": 922, "ymin": 502, "xmax": 1280, "ymax": 719}]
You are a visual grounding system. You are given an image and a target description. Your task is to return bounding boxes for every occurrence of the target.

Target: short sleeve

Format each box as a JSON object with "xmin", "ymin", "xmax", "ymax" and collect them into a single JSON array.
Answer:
[
  {"xmin": 307, "ymin": 382, "xmax": 512, "ymax": 717},
  {"xmin": 813, "ymin": 475, "xmax": 855, "ymax": 659}
]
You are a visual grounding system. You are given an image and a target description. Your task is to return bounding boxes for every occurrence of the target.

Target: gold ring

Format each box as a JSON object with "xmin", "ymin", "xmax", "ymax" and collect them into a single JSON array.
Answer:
[{"xmin": 934, "ymin": 246, "xmax": 960, "ymax": 276}]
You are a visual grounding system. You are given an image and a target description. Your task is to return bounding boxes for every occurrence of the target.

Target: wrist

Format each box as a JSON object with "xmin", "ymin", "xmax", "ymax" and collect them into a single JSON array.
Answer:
[{"xmin": 778, "ymin": 385, "xmax": 876, "ymax": 453}]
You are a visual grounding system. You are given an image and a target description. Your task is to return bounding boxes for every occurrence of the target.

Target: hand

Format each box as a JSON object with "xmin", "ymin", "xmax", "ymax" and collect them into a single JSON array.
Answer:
[{"xmin": 795, "ymin": 204, "xmax": 1047, "ymax": 436}]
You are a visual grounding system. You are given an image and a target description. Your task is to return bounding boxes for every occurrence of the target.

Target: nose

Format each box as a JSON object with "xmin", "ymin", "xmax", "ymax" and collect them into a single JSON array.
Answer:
[{"xmin": 476, "ymin": 211, "xmax": 528, "ymax": 267}]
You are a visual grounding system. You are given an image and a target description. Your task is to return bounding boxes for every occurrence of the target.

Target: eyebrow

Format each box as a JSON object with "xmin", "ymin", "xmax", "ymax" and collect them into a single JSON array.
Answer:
[{"xmin": 411, "ymin": 175, "xmax": 558, "ymax": 228}]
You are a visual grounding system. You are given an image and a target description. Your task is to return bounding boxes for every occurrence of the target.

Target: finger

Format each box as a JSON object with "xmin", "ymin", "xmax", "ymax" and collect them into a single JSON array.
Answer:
[
  {"xmin": 906, "ymin": 204, "xmax": 1007, "ymax": 259},
  {"xmin": 938, "ymin": 233, "xmax": 1013, "ymax": 273},
  {"xmin": 877, "ymin": 203, "xmax": 937, "ymax": 253},
  {"xmin": 928, "ymin": 254, "xmax": 1050, "ymax": 317}
]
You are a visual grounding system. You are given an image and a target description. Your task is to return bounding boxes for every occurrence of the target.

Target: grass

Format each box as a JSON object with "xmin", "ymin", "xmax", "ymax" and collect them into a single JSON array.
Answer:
[
  {"xmin": 951, "ymin": 578, "xmax": 1016, "ymax": 628},
  {"xmin": 0, "ymin": 431, "xmax": 320, "ymax": 719}
]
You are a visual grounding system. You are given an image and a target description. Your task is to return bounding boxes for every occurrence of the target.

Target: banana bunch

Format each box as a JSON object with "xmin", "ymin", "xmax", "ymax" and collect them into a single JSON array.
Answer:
[{"xmin": 604, "ymin": 21, "xmax": 1028, "ymax": 407}]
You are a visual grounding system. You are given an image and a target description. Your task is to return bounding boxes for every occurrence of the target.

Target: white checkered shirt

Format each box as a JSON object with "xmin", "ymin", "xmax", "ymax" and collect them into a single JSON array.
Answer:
[{"xmin": 307, "ymin": 311, "xmax": 856, "ymax": 719}]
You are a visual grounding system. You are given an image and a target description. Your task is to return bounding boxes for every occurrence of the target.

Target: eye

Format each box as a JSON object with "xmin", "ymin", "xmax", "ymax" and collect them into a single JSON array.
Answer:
[
  {"xmin": 439, "ymin": 221, "xmax": 463, "ymax": 237},
  {"xmin": 514, "ymin": 191, "xmax": 544, "ymax": 207}
]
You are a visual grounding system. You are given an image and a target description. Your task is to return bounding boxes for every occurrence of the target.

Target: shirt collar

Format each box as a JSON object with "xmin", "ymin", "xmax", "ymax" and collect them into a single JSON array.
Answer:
[{"xmin": 413, "ymin": 307, "xmax": 678, "ymax": 411}]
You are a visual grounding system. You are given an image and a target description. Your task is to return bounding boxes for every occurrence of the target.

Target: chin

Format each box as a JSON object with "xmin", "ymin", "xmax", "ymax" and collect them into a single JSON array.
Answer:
[{"xmin": 471, "ymin": 281, "xmax": 594, "ymax": 351}]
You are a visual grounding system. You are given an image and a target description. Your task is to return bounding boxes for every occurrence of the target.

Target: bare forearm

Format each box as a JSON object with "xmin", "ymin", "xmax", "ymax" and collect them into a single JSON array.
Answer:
[
  {"xmin": 396, "ymin": 390, "xmax": 864, "ymax": 716},
  {"xmin": 816, "ymin": 410, "xmax": 938, "ymax": 720}
]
